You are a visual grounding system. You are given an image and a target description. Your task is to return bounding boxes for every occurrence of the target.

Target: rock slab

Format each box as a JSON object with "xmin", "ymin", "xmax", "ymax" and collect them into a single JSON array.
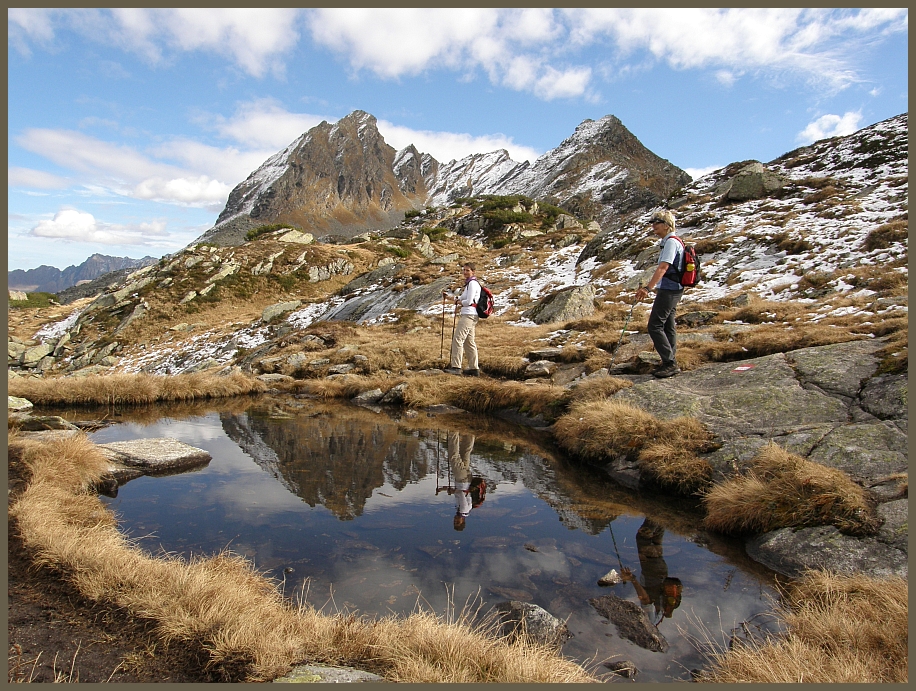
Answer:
[{"xmin": 97, "ymin": 438, "xmax": 212, "ymax": 473}]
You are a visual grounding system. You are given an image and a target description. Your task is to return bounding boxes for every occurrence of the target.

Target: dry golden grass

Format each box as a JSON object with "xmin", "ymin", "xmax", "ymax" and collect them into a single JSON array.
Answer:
[
  {"xmin": 8, "ymin": 371, "xmax": 266, "ymax": 406},
  {"xmin": 677, "ymin": 323, "xmax": 864, "ymax": 366},
  {"xmin": 565, "ymin": 376, "xmax": 633, "ymax": 403},
  {"xmin": 8, "ymin": 434, "xmax": 599, "ymax": 683},
  {"xmin": 697, "ymin": 570, "xmax": 908, "ymax": 683},
  {"xmin": 702, "ymin": 443, "xmax": 876, "ymax": 536},
  {"xmin": 553, "ymin": 400, "xmax": 714, "ymax": 494}
]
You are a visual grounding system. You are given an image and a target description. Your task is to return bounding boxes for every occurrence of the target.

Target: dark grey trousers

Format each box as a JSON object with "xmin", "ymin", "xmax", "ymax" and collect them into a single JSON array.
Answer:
[{"xmin": 648, "ymin": 289, "xmax": 683, "ymax": 365}]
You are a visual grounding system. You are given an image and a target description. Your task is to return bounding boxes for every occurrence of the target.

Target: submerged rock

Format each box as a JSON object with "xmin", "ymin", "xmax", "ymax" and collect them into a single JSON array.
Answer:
[{"xmin": 588, "ymin": 594, "xmax": 668, "ymax": 652}]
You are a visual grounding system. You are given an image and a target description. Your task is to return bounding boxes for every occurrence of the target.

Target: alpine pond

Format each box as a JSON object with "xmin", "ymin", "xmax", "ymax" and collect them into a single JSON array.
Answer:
[{"xmin": 88, "ymin": 395, "xmax": 782, "ymax": 682}]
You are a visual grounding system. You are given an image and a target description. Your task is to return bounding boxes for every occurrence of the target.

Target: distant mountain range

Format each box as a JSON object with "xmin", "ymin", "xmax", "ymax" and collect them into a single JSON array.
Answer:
[
  {"xmin": 8, "ymin": 254, "xmax": 157, "ymax": 294},
  {"xmin": 195, "ymin": 110, "xmax": 690, "ymax": 246}
]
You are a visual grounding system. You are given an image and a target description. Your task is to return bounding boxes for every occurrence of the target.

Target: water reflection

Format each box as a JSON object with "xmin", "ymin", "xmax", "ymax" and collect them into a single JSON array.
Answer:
[{"xmin": 76, "ymin": 395, "xmax": 782, "ymax": 682}]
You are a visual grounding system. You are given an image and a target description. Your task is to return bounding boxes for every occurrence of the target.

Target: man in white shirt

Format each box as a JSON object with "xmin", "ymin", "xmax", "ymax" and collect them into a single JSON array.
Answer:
[{"xmin": 443, "ymin": 262, "xmax": 481, "ymax": 376}]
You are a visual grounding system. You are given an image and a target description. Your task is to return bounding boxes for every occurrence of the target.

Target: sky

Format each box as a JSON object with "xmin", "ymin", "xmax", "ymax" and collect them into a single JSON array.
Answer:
[{"xmin": 7, "ymin": 8, "xmax": 908, "ymax": 272}]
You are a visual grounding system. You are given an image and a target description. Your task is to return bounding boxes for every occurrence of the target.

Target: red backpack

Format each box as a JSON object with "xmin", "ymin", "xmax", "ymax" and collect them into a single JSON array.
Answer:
[
  {"xmin": 471, "ymin": 279, "xmax": 495, "ymax": 318},
  {"xmin": 671, "ymin": 236, "xmax": 701, "ymax": 288}
]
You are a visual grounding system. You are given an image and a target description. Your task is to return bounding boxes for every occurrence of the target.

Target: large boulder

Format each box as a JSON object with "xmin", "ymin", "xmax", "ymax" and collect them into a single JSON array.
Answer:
[
  {"xmin": 524, "ymin": 284, "xmax": 595, "ymax": 324},
  {"xmin": 720, "ymin": 162, "xmax": 789, "ymax": 201},
  {"xmin": 746, "ymin": 525, "xmax": 907, "ymax": 579}
]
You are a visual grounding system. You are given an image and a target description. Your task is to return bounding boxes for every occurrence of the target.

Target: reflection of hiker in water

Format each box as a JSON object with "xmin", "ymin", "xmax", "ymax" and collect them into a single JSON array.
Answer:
[
  {"xmin": 436, "ymin": 431, "xmax": 485, "ymax": 531},
  {"xmin": 619, "ymin": 518, "xmax": 683, "ymax": 626}
]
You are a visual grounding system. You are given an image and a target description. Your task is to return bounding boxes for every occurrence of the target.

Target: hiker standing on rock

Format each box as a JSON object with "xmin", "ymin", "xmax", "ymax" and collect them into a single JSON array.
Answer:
[
  {"xmin": 443, "ymin": 262, "xmax": 481, "ymax": 377},
  {"xmin": 635, "ymin": 210, "xmax": 684, "ymax": 378}
]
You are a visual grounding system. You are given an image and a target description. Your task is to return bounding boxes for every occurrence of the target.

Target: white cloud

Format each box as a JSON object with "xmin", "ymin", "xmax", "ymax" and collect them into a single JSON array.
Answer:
[
  {"xmin": 8, "ymin": 167, "xmax": 70, "ymax": 189},
  {"xmin": 377, "ymin": 120, "xmax": 541, "ymax": 165},
  {"xmin": 562, "ymin": 7, "xmax": 908, "ymax": 91},
  {"xmin": 715, "ymin": 70, "xmax": 738, "ymax": 87},
  {"xmin": 133, "ymin": 176, "xmax": 231, "ymax": 207},
  {"xmin": 533, "ymin": 66, "xmax": 593, "ymax": 101},
  {"xmin": 10, "ymin": 8, "xmax": 907, "ymax": 101},
  {"xmin": 684, "ymin": 166, "xmax": 722, "ymax": 181},
  {"xmin": 203, "ymin": 99, "xmax": 327, "ymax": 150},
  {"xmin": 10, "ymin": 8, "xmax": 302, "ymax": 77},
  {"xmin": 796, "ymin": 111, "xmax": 863, "ymax": 144},
  {"xmin": 30, "ymin": 208, "xmax": 169, "ymax": 246},
  {"xmin": 308, "ymin": 8, "xmax": 592, "ymax": 100},
  {"xmin": 16, "ymin": 128, "xmax": 245, "ymax": 208}
]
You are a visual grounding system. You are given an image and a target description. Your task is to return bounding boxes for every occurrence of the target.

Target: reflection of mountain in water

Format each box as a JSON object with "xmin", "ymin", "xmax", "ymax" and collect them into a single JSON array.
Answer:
[
  {"xmin": 220, "ymin": 405, "xmax": 629, "ymax": 532},
  {"xmin": 221, "ymin": 410, "xmax": 434, "ymax": 520}
]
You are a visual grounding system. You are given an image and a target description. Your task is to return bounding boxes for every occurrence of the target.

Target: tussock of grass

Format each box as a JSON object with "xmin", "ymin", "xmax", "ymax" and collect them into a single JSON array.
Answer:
[
  {"xmin": 478, "ymin": 355, "xmax": 529, "ymax": 379},
  {"xmin": 639, "ymin": 441, "xmax": 713, "ymax": 494},
  {"xmin": 401, "ymin": 377, "xmax": 569, "ymax": 420},
  {"xmin": 697, "ymin": 570, "xmax": 908, "ymax": 683},
  {"xmin": 290, "ymin": 374, "xmax": 403, "ymax": 400},
  {"xmin": 702, "ymin": 443, "xmax": 875, "ymax": 536},
  {"xmin": 7, "ymin": 371, "xmax": 266, "ymax": 407},
  {"xmin": 565, "ymin": 376, "xmax": 633, "ymax": 403},
  {"xmin": 9, "ymin": 434, "xmax": 598, "ymax": 683},
  {"xmin": 553, "ymin": 400, "xmax": 714, "ymax": 494}
]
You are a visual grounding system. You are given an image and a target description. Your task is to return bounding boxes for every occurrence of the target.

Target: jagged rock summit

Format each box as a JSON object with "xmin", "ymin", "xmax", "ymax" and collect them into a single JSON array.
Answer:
[
  {"xmin": 199, "ymin": 111, "xmax": 424, "ymax": 246},
  {"xmin": 194, "ymin": 111, "xmax": 689, "ymax": 247}
]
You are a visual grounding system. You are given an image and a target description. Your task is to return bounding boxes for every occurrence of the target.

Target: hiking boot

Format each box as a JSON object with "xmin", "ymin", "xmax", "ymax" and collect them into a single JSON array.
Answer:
[
  {"xmin": 443, "ymin": 367, "xmax": 462, "ymax": 375},
  {"xmin": 653, "ymin": 362, "xmax": 680, "ymax": 378},
  {"xmin": 462, "ymin": 369, "xmax": 480, "ymax": 377}
]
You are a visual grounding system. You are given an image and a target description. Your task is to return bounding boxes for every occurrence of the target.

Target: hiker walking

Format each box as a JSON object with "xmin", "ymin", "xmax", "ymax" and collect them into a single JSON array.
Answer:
[
  {"xmin": 635, "ymin": 210, "xmax": 684, "ymax": 378},
  {"xmin": 619, "ymin": 517, "xmax": 683, "ymax": 626},
  {"xmin": 442, "ymin": 430, "xmax": 484, "ymax": 531},
  {"xmin": 442, "ymin": 262, "xmax": 481, "ymax": 377}
]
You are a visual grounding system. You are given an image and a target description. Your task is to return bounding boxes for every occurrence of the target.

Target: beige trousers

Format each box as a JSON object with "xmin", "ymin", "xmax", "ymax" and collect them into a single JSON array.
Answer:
[{"xmin": 450, "ymin": 314, "xmax": 479, "ymax": 370}]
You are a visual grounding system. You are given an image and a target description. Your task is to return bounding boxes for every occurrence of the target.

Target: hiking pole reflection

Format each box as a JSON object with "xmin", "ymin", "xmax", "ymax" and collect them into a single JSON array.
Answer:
[
  {"xmin": 435, "ymin": 431, "xmax": 486, "ymax": 531},
  {"xmin": 619, "ymin": 517, "xmax": 683, "ymax": 627}
]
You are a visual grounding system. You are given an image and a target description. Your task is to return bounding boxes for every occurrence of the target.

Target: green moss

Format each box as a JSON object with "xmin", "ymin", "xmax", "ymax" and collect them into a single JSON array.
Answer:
[{"xmin": 8, "ymin": 292, "xmax": 56, "ymax": 308}]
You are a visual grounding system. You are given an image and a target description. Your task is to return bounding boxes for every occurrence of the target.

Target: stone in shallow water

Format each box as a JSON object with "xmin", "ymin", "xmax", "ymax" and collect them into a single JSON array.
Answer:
[{"xmin": 97, "ymin": 437, "xmax": 211, "ymax": 473}]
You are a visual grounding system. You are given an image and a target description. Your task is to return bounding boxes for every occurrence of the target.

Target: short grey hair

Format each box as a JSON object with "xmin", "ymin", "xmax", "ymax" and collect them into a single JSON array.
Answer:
[{"xmin": 649, "ymin": 210, "xmax": 676, "ymax": 230}]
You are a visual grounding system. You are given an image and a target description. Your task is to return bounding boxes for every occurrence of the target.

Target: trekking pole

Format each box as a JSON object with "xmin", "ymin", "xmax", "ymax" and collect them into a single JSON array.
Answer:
[
  {"xmin": 440, "ymin": 293, "xmax": 446, "ymax": 360},
  {"xmin": 450, "ymin": 305, "xmax": 457, "ymax": 351},
  {"xmin": 608, "ymin": 284, "xmax": 641, "ymax": 370}
]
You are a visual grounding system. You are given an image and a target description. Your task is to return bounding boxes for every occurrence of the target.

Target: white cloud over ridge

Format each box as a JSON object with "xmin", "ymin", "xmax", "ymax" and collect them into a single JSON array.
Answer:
[
  {"xmin": 378, "ymin": 120, "xmax": 541, "ymax": 165},
  {"xmin": 31, "ymin": 208, "xmax": 169, "ymax": 246},
  {"xmin": 796, "ymin": 111, "xmax": 864, "ymax": 144}
]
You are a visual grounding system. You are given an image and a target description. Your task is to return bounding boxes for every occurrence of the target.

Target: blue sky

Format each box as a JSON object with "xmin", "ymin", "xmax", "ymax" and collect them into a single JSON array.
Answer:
[{"xmin": 8, "ymin": 8, "xmax": 908, "ymax": 271}]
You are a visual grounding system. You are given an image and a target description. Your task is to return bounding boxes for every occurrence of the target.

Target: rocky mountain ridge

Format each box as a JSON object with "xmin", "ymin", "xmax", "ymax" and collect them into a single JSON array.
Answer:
[
  {"xmin": 8, "ymin": 112, "xmax": 906, "ymax": 384},
  {"xmin": 8, "ymin": 253, "xmax": 156, "ymax": 294},
  {"xmin": 196, "ymin": 110, "xmax": 688, "ymax": 247}
]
